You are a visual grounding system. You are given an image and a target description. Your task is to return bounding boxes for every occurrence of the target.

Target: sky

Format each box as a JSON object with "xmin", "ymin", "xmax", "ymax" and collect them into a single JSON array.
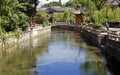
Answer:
[{"xmin": 37, "ymin": 0, "xmax": 69, "ymax": 8}]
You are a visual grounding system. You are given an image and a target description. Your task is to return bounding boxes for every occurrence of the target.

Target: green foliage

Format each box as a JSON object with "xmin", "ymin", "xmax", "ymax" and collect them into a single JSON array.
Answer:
[
  {"xmin": 12, "ymin": 29, "xmax": 23, "ymax": 40},
  {"xmin": 18, "ymin": 13, "xmax": 29, "ymax": 28},
  {"xmin": 93, "ymin": 0, "xmax": 107, "ymax": 10},
  {"xmin": 0, "ymin": 26, "xmax": 23, "ymax": 52},
  {"xmin": 83, "ymin": 16, "xmax": 90, "ymax": 23},
  {"xmin": 65, "ymin": 0, "xmax": 119, "ymax": 29},
  {"xmin": 65, "ymin": 0, "xmax": 95, "ymax": 9},
  {"xmin": 0, "ymin": 47, "xmax": 36, "ymax": 75},
  {"xmin": 0, "ymin": 0, "xmax": 29, "ymax": 32},
  {"xmin": 36, "ymin": 10, "xmax": 50, "ymax": 27},
  {"xmin": 65, "ymin": 0, "xmax": 106, "ymax": 10},
  {"xmin": 36, "ymin": 10, "xmax": 48, "ymax": 24},
  {"xmin": 65, "ymin": 1, "xmax": 74, "ymax": 7},
  {"xmin": 91, "ymin": 7, "xmax": 120, "ymax": 29},
  {"xmin": 42, "ymin": 21, "xmax": 49, "ymax": 27},
  {"xmin": 59, "ymin": 0, "xmax": 62, "ymax": 4},
  {"xmin": 42, "ymin": 1, "xmax": 63, "ymax": 8},
  {"xmin": 0, "ymin": 27, "xmax": 12, "ymax": 52},
  {"xmin": 93, "ymin": 22, "xmax": 103, "ymax": 29},
  {"xmin": 92, "ymin": 10, "xmax": 105, "ymax": 29},
  {"xmin": 107, "ymin": 8, "xmax": 120, "ymax": 22},
  {"xmin": 18, "ymin": 0, "xmax": 39, "ymax": 17},
  {"xmin": 53, "ymin": 13, "xmax": 64, "ymax": 22},
  {"xmin": 53, "ymin": 10, "xmax": 75, "ymax": 22},
  {"xmin": 0, "ymin": 27, "xmax": 8, "ymax": 43},
  {"xmin": 82, "ymin": 61, "xmax": 107, "ymax": 75},
  {"xmin": 63, "ymin": 10, "xmax": 70, "ymax": 22}
]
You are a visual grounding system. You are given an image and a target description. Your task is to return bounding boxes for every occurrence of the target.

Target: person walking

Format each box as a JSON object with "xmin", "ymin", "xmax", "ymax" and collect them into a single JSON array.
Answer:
[{"xmin": 105, "ymin": 22, "xmax": 109, "ymax": 30}]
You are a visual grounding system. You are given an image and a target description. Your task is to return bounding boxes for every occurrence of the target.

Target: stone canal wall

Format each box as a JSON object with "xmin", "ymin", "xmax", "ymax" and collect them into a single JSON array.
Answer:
[
  {"xmin": 105, "ymin": 39, "xmax": 120, "ymax": 61},
  {"xmin": 81, "ymin": 27, "xmax": 120, "ymax": 61},
  {"xmin": 9, "ymin": 26, "xmax": 51, "ymax": 43},
  {"xmin": 21, "ymin": 26, "xmax": 51, "ymax": 41},
  {"xmin": 0, "ymin": 26, "xmax": 51, "ymax": 50},
  {"xmin": 80, "ymin": 27, "xmax": 106, "ymax": 47},
  {"xmin": 52, "ymin": 22, "xmax": 120, "ymax": 61}
]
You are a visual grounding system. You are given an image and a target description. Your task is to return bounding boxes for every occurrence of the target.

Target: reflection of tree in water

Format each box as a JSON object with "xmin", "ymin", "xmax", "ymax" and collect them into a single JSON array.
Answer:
[
  {"xmin": 0, "ymin": 36, "xmax": 48, "ymax": 75},
  {"xmin": 0, "ymin": 47, "xmax": 35, "ymax": 75},
  {"xmin": 104, "ymin": 53, "xmax": 120, "ymax": 75},
  {"xmin": 81, "ymin": 44, "xmax": 109, "ymax": 75},
  {"xmin": 82, "ymin": 61, "xmax": 108, "ymax": 75}
]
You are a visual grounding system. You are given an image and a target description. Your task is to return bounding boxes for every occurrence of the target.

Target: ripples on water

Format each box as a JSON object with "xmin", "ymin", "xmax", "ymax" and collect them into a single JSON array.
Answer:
[{"xmin": 0, "ymin": 28, "xmax": 113, "ymax": 75}]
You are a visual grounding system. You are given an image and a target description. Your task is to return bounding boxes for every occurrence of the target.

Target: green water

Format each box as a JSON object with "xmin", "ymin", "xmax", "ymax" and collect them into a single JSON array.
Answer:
[{"xmin": 0, "ymin": 28, "xmax": 112, "ymax": 75}]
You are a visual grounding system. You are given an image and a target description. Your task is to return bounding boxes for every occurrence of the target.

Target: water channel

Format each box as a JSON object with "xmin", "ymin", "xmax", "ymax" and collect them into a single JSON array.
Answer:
[{"xmin": 0, "ymin": 28, "xmax": 114, "ymax": 75}]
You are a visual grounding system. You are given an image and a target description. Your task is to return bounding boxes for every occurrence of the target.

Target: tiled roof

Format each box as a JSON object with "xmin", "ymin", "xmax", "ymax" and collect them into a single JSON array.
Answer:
[
  {"xmin": 109, "ymin": 0, "xmax": 119, "ymax": 5},
  {"xmin": 40, "ymin": 6, "xmax": 67, "ymax": 13},
  {"xmin": 51, "ymin": 6, "xmax": 67, "ymax": 12}
]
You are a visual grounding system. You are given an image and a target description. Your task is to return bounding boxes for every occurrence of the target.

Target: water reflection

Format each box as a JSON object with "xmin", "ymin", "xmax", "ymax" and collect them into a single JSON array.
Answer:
[
  {"xmin": 35, "ymin": 28, "xmax": 112, "ymax": 75},
  {"xmin": 104, "ymin": 53, "xmax": 120, "ymax": 75},
  {"xmin": 0, "ymin": 33, "xmax": 50, "ymax": 75},
  {"xmin": 0, "ymin": 28, "xmax": 113, "ymax": 75}
]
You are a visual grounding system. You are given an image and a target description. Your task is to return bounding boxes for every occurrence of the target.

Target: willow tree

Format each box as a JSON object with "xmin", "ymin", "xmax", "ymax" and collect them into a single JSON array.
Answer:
[
  {"xmin": 66, "ymin": 0, "xmax": 107, "ymax": 10},
  {"xmin": 63, "ymin": 10, "xmax": 70, "ymax": 22},
  {"xmin": 93, "ymin": 0, "xmax": 107, "ymax": 10}
]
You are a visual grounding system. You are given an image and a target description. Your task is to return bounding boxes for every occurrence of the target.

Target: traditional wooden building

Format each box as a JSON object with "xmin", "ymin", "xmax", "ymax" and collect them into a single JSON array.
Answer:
[
  {"xmin": 73, "ymin": 10, "xmax": 83, "ymax": 25},
  {"xmin": 40, "ymin": 6, "xmax": 67, "ymax": 23},
  {"xmin": 40, "ymin": 6, "xmax": 67, "ymax": 14},
  {"xmin": 109, "ymin": 0, "xmax": 120, "ymax": 8}
]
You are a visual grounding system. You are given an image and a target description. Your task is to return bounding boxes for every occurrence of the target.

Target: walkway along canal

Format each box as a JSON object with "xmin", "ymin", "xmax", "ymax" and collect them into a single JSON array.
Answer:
[{"xmin": 0, "ymin": 26, "xmax": 118, "ymax": 75}]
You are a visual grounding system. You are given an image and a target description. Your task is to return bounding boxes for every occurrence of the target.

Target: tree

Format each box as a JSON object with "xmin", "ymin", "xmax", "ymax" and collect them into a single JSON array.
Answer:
[
  {"xmin": 63, "ymin": 10, "xmax": 71, "ymax": 22},
  {"xmin": 0, "ymin": 0, "xmax": 29, "ymax": 32},
  {"xmin": 35, "ymin": 10, "xmax": 48, "ymax": 24},
  {"xmin": 65, "ymin": 0, "xmax": 107, "ymax": 10},
  {"xmin": 93, "ymin": 0, "xmax": 107, "ymax": 10},
  {"xmin": 65, "ymin": 1, "xmax": 74, "ymax": 7},
  {"xmin": 18, "ymin": 0, "xmax": 39, "ymax": 17},
  {"xmin": 42, "ymin": 1, "xmax": 63, "ymax": 8},
  {"xmin": 59, "ymin": 0, "xmax": 62, "ymax": 4}
]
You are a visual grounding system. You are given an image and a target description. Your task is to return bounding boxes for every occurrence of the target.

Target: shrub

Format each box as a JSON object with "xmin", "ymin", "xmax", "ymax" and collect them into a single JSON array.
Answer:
[
  {"xmin": 35, "ymin": 10, "xmax": 48, "ymax": 24},
  {"xmin": 53, "ymin": 13, "xmax": 64, "ymax": 22},
  {"xmin": 53, "ymin": 10, "xmax": 75, "ymax": 22},
  {"xmin": 93, "ymin": 22, "xmax": 103, "ymax": 29}
]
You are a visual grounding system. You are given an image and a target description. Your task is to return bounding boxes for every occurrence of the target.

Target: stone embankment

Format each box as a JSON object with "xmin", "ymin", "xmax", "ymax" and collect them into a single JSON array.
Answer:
[
  {"xmin": 0, "ymin": 26, "xmax": 51, "ymax": 53},
  {"xmin": 52, "ymin": 22, "xmax": 120, "ymax": 61},
  {"xmin": 21, "ymin": 26, "xmax": 51, "ymax": 41}
]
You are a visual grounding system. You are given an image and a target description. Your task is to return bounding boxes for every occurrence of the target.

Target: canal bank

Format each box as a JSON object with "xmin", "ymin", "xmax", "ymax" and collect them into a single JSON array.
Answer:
[
  {"xmin": 52, "ymin": 22, "xmax": 120, "ymax": 62},
  {"xmin": 0, "ymin": 26, "xmax": 51, "ymax": 53},
  {"xmin": 0, "ymin": 26, "xmax": 116, "ymax": 75}
]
